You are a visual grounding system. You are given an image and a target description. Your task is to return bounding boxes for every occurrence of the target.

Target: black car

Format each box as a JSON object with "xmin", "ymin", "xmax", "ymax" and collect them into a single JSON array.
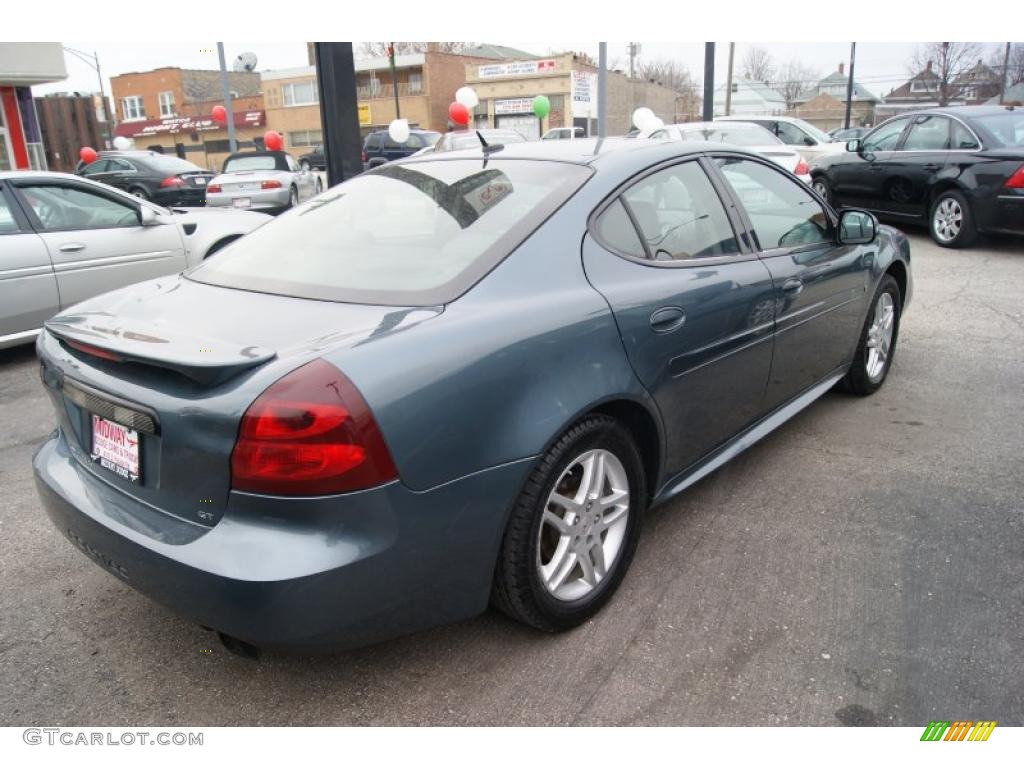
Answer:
[
  {"xmin": 361, "ymin": 128, "xmax": 441, "ymax": 168},
  {"xmin": 298, "ymin": 145, "xmax": 325, "ymax": 171},
  {"xmin": 811, "ymin": 106, "xmax": 1024, "ymax": 247},
  {"xmin": 76, "ymin": 151, "xmax": 214, "ymax": 207}
]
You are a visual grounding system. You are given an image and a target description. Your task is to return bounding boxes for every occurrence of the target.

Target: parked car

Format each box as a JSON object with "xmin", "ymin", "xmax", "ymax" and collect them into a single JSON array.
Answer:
[
  {"xmin": 542, "ymin": 126, "xmax": 586, "ymax": 140},
  {"xmin": 718, "ymin": 115, "xmax": 846, "ymax": 162},
  {"xmin": 33, "ymin": 138, "xmax": 911, "ymax": 653},
  {"xmin": 0, "ymin": 171, "xmax": 269, "ymax": 349},
  {"xmin": 830, "ymin": 126, "xmax": 870, "ymax": 141},
  {"xmin": 810, "ymin": 106, "xmax": 1024, "ymax": 247},
  {"xmin": 362, "ymin": 128, "xmax": 442, "ymax": 168},
  {"xmin": 298, "ymin": 145, "xmax": 325, "ymax": 171},
  {"xmin": 647, "ymin": 121, "xmax": 811, "ymax": 183},
  {"xmin": 426, "ymin": 128, "xmax": 527, "ymax": 154},
  {"xmin": 76, "ymin": 151, "xmax": 213, "ymax": 206},
  {"xmin": 205, "ymin": 151, "xmax": 321, "ymax": 213}
]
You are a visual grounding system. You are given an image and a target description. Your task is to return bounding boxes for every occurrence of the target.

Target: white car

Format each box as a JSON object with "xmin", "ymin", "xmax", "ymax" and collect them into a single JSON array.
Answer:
[
  {"xmin": 0, "ymin": 171, "xmax": 269, "ymax": 349},
  {"xmin": 716, "ymin": 115, "xmax": 847, "ymax": 163},
  {"xmin": 206, "ymin": 151, "xmax": 321, "ymax": 213},
  {"xmin": 542, "ymin": 126, "xmax": 585, "ymax": 140},
  {"xmin": 646, "ymin": 121, "xmax": 812, "ymax": 184}
]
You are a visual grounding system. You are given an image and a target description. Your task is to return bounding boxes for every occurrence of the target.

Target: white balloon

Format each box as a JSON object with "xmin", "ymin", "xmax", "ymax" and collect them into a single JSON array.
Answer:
[
  {"xmin": 388, "ymin": 118, "xmax": 411, "ymax": 144},
  {"xmin": 455, "ymin": 86, "xmax": 479, "ymax": 109},
  {"xmin": 632, "ymin": 107, "xmax": 655, "ymax": 131},
  {"xmin": 112, "ymin": 136, "xmax": 132, "ymax": 151}
]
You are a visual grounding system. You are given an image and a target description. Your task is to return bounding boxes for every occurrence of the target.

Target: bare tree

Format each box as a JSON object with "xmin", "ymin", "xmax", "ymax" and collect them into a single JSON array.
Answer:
[
  {"xmin": 742, "ymin": 46, "xmax": 775, "ymax": 83},
  {"xmin": 357, "ymin": 42, "xmax": 478, "ymax": 58},
  {"xmin": 773, "ymin": 60, "xmax": 821, "ymax": 108},
  {"xmin": 990, "ymin": 43, "xmax": 1024, "ymax": 87},
  {"xmin": 909, "ymin": 42, "xmax": 986, "ymax": 105},
  {"xmin": 636, "ymin": 58, "xmax": 698, "ymax": 97}
]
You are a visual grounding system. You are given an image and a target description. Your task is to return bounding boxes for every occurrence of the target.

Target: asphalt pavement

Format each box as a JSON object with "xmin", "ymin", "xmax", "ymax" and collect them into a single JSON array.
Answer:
[{"xmin": 1, "ymin": 231, "xmax": 1021, "ymax": 726}]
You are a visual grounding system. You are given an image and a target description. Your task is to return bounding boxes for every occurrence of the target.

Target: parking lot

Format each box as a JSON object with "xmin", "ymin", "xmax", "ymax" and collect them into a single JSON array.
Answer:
[{"xmin": 0, "ymin": 230, "xmax": 1021, "ymax": 727}]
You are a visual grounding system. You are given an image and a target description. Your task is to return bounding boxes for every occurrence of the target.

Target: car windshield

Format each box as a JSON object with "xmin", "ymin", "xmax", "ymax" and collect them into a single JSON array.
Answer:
[
  {"xmin": 974, "ymin": 112, "xmax": 1024, "ymax": 147},
  {"xmin": 188, "ymin": 159, "xmax": 592, "ymax": 305},
  {"xmin": 680, "ymin": 125, "xmax": 781, "ymax": 146},
  {"xmin": 223, "ymin": 155, "xmax": 279, "ymax": 172},
  {"xmin": 144, "ymin": 155, "xmax": 202, "ymax": 174}
]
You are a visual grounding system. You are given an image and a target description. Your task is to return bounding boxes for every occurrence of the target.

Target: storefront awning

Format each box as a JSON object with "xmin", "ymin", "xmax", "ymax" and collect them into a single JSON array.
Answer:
[{"xmin": 114, "ymin": 111, "xmax": 265, "ymax": 139}]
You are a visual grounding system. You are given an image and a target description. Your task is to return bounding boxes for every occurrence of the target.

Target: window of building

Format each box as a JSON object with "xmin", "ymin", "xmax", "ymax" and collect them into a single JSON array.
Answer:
[
  {"xmin": 158, "ymin": 91, "xmax": 175, "ymax": 118},
  {"xmin": 121, "ymin": 95, "xmax": 145, "ymax": 121},
  {"xmin": 910, "ymin": 80, "xmax": 928, "ymax": 93},
  {"xmin": 288, "ymin": 129, "xmax": 323, "ymax": 147},
  {"xmin": 282, "ymin": 81, "xmax": 319, "ymax": 107},
  {"xmin": 409, "ymin": 72, "xmax": 423, "ymax": 94}
]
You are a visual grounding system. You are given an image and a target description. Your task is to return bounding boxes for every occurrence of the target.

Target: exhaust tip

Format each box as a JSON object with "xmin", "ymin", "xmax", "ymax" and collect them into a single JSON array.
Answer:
[{"xmin": 217, "ymin": 631, "xmax": 260, "ymax": 659}]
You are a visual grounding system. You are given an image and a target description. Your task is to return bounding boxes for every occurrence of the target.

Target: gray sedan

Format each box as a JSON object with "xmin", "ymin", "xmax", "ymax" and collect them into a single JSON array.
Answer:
[
  {"xmin": 0, "ymin": 171, "xmax": 269, "ymax": 349},
  {"xmin": 32, "ymin": 139, "xmax": 911, "ymax": 654},
  {"xmin": 205, "ymin": 150, "xmax": 321, "ymax": 212}
]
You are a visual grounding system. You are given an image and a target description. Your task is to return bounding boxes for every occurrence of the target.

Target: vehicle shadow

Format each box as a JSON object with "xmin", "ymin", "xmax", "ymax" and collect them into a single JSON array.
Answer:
[{"xmin": 0, "ymin": 342, "xmax": 37, "ymax": 368}]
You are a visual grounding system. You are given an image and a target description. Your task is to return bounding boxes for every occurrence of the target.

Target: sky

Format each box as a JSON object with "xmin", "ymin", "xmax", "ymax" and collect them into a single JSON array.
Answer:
[{"xmin": 41, "ymin": 41, "xmax": 996, "ymax": 103}]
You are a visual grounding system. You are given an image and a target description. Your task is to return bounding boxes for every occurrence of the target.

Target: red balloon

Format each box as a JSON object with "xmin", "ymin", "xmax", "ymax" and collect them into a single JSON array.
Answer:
[
  {"xmin": 448, "ymin": 101, "xmax": 470, "ymax": 126},
  {"xmin": 79, "ymin": 146, "xmax": 98, "ymax": 164},
  {"xmin": 212, "ymin": 105, "xmax": 227, "ymax": 123},
  {"xmin": 264, "ymin": 130, "xmax": 284, "ymax": 152}
]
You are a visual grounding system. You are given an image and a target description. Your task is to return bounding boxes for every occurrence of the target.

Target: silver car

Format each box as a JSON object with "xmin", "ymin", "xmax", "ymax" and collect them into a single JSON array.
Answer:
[
  {"xmin": 0, "ymin": 171, "xmax": 270, "ymax": 349},
  {"xmin": 205, "ymin": 151, "xmax": 321, "ymax": 212}
]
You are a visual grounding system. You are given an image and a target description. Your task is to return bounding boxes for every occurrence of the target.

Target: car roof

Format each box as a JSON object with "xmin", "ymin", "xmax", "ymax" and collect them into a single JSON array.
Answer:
[
  {"xmin": 668, "ymin": 121, "xmax": 762, "ymax": 130},
  {"xmin": 899, "ymin": 104, "xmax": 1019, "ymax": 118},
  {"xmin": 0, "ymin": 169, "xmax": 85, "ymax": 182}
]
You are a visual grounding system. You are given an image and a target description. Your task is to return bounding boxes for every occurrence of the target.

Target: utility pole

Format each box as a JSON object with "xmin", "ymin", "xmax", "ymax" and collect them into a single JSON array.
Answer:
[
  {"xmin": 702, "ymin": 43, "xmax": 715, "ymax": 121},
  {"xmin": 843, "ymin": 42, "xmax": 856, "ymax": 130},
  {"xmin": 598, "ymin": 42, "xmax": 607, "ymax": 138},
  {"xmin": 724, "ymin": 43, "xmax": 735, "ymax": 116},
  {"xmin": 628, "ymin": 42, "xmax": 640, "ymax": 80},
  {"xmin": 388, "ymin": 43, "xmax": 401, "ymax": 119},
  {"xmin": 217, "ymin": 42, "xmax": 237, "ymax": 153},
  {"xmin": 1001, "ymin": 42, "xmax": 1011, "ymax": 104}
]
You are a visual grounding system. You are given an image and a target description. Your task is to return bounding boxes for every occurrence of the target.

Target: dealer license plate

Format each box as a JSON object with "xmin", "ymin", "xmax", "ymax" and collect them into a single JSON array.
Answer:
[
  {"xmin": 91, "ymin": 414, "xmax": 141, "ymax": 483},
  {"xmin": 233, "ymin": 197, "xmax": 251, "ymax": 208}
]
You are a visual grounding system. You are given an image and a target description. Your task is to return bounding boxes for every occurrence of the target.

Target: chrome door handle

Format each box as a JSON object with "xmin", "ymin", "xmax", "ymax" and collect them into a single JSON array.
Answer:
[
  {"xmin": 649, "ymin": 306, "xmax": 685, "ymax": 334},
  {"xmin": 782, "ymin": 278, "xmax": 804, "ymax": 296},
  {"xmin": 59, "ymin": 243, "xmax": 86, "ymax": 252}
]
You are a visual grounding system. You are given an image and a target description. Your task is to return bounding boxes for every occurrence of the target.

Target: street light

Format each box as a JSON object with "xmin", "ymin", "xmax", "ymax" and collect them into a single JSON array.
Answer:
[{"xmin": 62, "ymin": 46, "xmax": 113, "ymax": 146}]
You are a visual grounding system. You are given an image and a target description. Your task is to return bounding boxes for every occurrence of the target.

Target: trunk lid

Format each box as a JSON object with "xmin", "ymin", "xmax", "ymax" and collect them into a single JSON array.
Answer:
[{"xmin": 39, "ymin": 275, "xmax": 441, "ymax": 528}]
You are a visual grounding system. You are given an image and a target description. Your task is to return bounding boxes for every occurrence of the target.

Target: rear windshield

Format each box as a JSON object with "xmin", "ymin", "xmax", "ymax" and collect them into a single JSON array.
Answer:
[
  {"xmin": 680, "ymin": 125, "xmax": 781, "ymax": 146},
  {"xmin": 144, "ymin": 155, "xmax": 202, "ymax": 174},
  {"xmin": 974, "ymin": 112, "xmax": 1024, "ymax": 147},
  {"xmin": 188, "ymin": 159, "xmax": 592, "ymax": 305},
  {"xmin": 223, "ymin": 155, "xmax": 283, "ymax": 173},
  {"xmin": 451, "ymin": 132, "xmax": 526, "ymax": 150}
]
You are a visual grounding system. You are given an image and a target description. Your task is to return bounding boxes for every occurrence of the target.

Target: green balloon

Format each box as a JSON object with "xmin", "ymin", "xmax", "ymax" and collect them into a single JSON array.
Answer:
[{"xmin": 532, "ymin": 94, "xmax": 551, "ymax": 119}]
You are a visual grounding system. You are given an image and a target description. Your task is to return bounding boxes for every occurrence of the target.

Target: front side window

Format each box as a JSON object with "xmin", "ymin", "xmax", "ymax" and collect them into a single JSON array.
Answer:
[
  {"xmin": 158, "ymin": 91, "xmax": 175, "ymax": 118},
  {"xmin": 716, "ymin": 157, "xmax": 830, "ymax": 250},
  {"xmin": 188, "ymin": 159, "xmax": 592, "ymax": 305},
  {"xmin": 81, "ymin": 159, "xmax": 110, "ymax": 174},
  {"xmin": 775, "ymin": 121, "xmax": 813, "ymax": 146},
  {"xmin": 618, "ymin": 161, "xmax": 738, "ymax": 261},
  {"xmin": 121, "ymin": 96, "xmax": 145, "ymax": 121},
  {"xmin": 902, "ymin": 115, "xmax": 951, "ymax": 151},
  {"xmin": 862, "ymin": 117, "xmax": 910, "ymax": 152},
  {"xmin": 19, "ymin": 184, "xmax": 139, "ymax": 231}
]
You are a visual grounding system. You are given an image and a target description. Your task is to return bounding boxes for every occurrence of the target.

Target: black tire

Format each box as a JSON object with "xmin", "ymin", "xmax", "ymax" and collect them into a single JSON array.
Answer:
[
  {"xmin": 929, "ymin": 189, "xmax": 978, "ymax": 248},
  {"xmin": 129, "ymin": 186, "xmax": 150, "ymax": 201},
  {"xmin": 315, "ymin": 178, "xmax": 323, "ymax": 194},
  {"xmin": 841, "ymin": 274, "xmax": 901, "ymax": 396},
  {"xmin": 491, "ymin": 414, "xmax": 647, "ymax": 632},
  {"xmin": 288, "ymin": 186, "xmax": 299, "ymax": 209},
  {"xmin": 812, "ymin": 176, "xmax": 832, "ymax": 205}
]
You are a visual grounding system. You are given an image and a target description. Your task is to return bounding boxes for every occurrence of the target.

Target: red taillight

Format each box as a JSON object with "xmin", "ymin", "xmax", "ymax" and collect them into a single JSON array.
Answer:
[
  {"xmin": 206, "ymin": 183, "xmax": 222, "ymax": 193},
  {"xmin": 159, "ymin": 176, "xmax": 185, "ymax": 188},
  {"xmin": 260, "ymin": 180, "xmax": 282, "ymax": 189},
  {"xmin": 64, "ymin": 339, "xmax": 123, "ymax": 362},
  {"xmin": 1004, "ymin": 165, "xmax": 1024, "ymax": 189},
  {"xmin": 230, "ymin": 359, "xmax": 398, "ymax": 496},
  {"xmin": 794, "ymin": 159, "xmax": 810, "ymax": 176}
]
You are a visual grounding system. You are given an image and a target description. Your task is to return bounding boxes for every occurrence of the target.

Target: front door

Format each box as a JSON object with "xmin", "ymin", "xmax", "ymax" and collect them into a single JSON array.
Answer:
[
  {"xmin": 834, "ymin": 116, "xmax": 912, "ymax": 213},
  {"xmin": 11, "ymin": 180, "xmax": 186, "ymax": 309},
  {"xmin": 583, "ymin": 158, "xmax": 776, "ymax": 477},
  {"xmin": 713, "ymin": 155, "xmax": 871, "ymax": 409},
  {"xmin": 0, "ymin": 183, "xmax": 59, "ymax": 338}
]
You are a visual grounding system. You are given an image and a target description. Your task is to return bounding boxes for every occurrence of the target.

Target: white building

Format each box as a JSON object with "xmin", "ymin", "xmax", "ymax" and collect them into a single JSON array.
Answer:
[{"xmin": 714, "ymin": 78, "xmax": 786, "ymax": 117}]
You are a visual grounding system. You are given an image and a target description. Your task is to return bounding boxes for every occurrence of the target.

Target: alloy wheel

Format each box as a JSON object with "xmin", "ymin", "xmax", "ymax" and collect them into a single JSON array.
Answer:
[
  {"xmin": 536, "ymin": 449, "xmax": 630, "ymax": 602},
  {"xmin": 933, "ymin": 197, "xmax": 962, "ymax": 243},
  {"xmin": 865, "ymin": 292, "xmax": 895, "ymax": 382},
  {"xmin": 812, "ymin": 180, "xmax": 828, "ymax": 199}
]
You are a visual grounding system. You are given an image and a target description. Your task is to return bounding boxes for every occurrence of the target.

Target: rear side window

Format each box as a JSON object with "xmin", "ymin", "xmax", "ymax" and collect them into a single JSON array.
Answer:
[
  {"xmin": 0, "ymin": 191, "xmax": 20, "ymax": 233},
  {"xmin": 951, "ymin": 120, "xmax": 980, "ymax": 150},
  {"xmin": 594, "ymin": 199, "xmax": 644, "ymax": 258},
  {"xmin": 364, "ymin": 133, "xmax": 383, "ymax": 150},
  {"xmin": 188, "ymin": 159, "xmax": 592, "ymax": 306}
]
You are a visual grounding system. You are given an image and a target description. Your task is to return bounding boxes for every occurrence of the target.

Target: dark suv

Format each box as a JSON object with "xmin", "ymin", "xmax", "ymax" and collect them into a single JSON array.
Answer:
[
  {"xmin": 362, "ymin": 129, "xmax": 441, "ymax": 168},
  {"xmin": 76, "ymin": 151, "xmax": 213, "ymax": 207}
]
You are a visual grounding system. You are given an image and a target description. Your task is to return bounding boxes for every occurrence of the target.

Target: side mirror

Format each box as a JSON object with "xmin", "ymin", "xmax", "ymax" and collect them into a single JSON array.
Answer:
[
  {"xmin": 846, "ymin": 138, "xmax": 861, "ymax": 153},
  {"xmin": 139, "ymin": 206, "xmax": 159, "ymax": 227},
  {"xmin": 838, "ymin": 209, "xmax": 877, "ymax": 245},
  {"xmin": 803, "ymin": 136, "xmax": 817, "ymax": 146}
]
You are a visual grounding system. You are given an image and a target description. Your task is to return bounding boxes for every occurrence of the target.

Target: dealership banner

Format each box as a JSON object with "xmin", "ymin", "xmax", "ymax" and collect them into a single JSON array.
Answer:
[
  {"xmin": 478, "ymin": 59, "xmax": 557, "ymax": 79},
  {"xmin": 114, "ymin": 111, "xmax": 265, "ymax": 139}
]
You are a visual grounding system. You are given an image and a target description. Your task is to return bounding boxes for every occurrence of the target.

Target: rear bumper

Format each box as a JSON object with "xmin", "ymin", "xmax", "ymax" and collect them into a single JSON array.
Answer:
[
  {"xmin": 34, "ymin": 430, "xmax": 533, "ymax": 651},
  {"xmin": 205, "ymin": 188, "xmax": 291, "ymax": 211},
  {"xmin": 152, "ymin": 187, "xmax": 208, "ymax": 207},
  {"xmin": 980, "ymin": 193, "xmax": 1024, "ymax": 236}
]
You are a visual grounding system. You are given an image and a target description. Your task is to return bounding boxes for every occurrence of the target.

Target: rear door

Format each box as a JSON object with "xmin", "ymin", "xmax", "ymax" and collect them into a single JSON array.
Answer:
[
  {"xmin": 10, "ymin": 179, "xmax": 186, "ymax": 309},
  {"xmin": 0, "ymin": 182, "xmax": 59, "ymax": 339},
  {"xmin": 583, "ymin": 157, "xmax": 776, "ymax": 477},
  {"xmin": 889, "ymin": 114, "xmax": 953, "ymax": 218},
  {"xmin": 713, "ymin": 154, "xmax": 870, "ymax": 408}
]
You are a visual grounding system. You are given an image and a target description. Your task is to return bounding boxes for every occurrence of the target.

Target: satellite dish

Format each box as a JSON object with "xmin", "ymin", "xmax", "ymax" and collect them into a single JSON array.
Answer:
[{"xmin": 233, "ymin": 52, "xmax": 258, "ymax": 72}]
